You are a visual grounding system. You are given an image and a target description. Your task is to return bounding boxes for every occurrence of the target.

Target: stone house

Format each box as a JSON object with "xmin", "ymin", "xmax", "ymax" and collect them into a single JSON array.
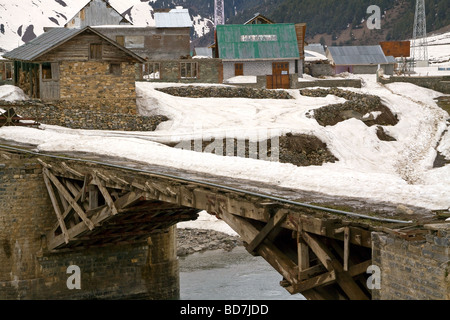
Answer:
[
  {"xmin": 215, "ymin": 23, "xmax": 306, "ymax": 88},
  {"xmin": 3, "ymin": 26, "xmax": 145, "ymax": 114}
]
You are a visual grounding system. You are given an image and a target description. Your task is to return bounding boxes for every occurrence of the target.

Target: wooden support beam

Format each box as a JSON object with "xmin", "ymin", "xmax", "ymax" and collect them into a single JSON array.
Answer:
[
  {"xmin": 286, "ymin": 270, "xmax": 336, "ymax": 294},
  {"xmin": 88, "ymin": 185, "xmax": 98, "ymax": 210},
  {"xmin": 61, "ymin": 162, "xmax": 84, "ymax": 178},
  {"xmin": 246, "ymin": 209, "xmax": 288, "ymax": 254},
  {"xmin": 92, "ymin": 174, "xmax": 118, "ymax": 216},
  {"xmin": 43, "ymin": 170, "xmax": 69, "ymax": 244},
  {"xmin": 301, "ymin": 231, "xmax": 369, "ymax": 300},
  {"xmin": 44, "ymin": 168, "xmax": 94, "ymax": 231},
  {"xmin": 344, "ymin": 226, "xmax": 350, "ymax": 272},
  {"xmin": 218, "ymin": 210, "xmax": 299, "ymax": 287}
]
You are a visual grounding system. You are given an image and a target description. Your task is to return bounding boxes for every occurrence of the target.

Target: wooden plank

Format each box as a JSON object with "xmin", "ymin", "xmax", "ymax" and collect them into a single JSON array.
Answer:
[
  {"xmin": 301, "ymin": 231, "xmax": 369, "ymax": 300},
  {"xmin": 344, "ymin": 226, "xmax": 350, "ymax": 272},
  {"xmin": 92, "ymin": 174, "xmax": 118, "ymax": 215},
  {"xmin": 61, "ymin": 162, "xmax": 84, "ymax": 178},
  {"xmin": 287, "ymin": 270, "xmax": 336, "ymax": 294},
  {"xmin": 43, "ymin": 169, "xmax": 69, "ymax": 244},
  {"xmin": 88, "ymin": 185, "xmax": 98, "ymax": 210},
  {"xmin": 45, "ymin": 168, "xmax": 94, "ymax": 230},
  {"xmin": 246, "ymin": 209, "xmax": 289, "ymax": 253}
]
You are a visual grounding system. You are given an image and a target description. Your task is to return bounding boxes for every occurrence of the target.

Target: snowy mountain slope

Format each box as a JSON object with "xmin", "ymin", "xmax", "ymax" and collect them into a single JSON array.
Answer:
[{"xmin": 0, "ymin": 0, "xmax": 212, "ymax": 52}]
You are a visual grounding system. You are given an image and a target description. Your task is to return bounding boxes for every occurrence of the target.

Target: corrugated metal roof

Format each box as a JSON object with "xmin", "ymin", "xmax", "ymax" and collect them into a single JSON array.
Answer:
[
  {"xmin": 305, "ymin": 43, "xmax": 326, "ymax": 56},
  {"xmin": 3, "ymin": 27, "xmax": 145, "ymax": 63},
  {"xmin": 155, "ymin": 7, "xmax": 192, "ymax": 28},
  {"xmin": 327, "ymin": 45, "xmax": 389, "ymax": 65},
  {"xmin": 216, "ymin": 24, "xmax": 300, "ymax": 60},
  {"xmin": 194, "ymin": 47, "xmax": 213, "ymax": 58},
  {"xmin": 3, "ymin": 28, "xmax": 81, "ymax": 61}
]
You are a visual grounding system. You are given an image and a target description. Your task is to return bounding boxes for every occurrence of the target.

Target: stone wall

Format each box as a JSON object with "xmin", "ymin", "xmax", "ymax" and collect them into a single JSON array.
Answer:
[
  {"xmin": 371, "ymin": 226, "xmax": 450, "ymax": 300},
  {"xmin": 379, "ymin": 75, "xmax": 450, "ymax": 94},
  {"xmin": 0, "ymin": 100, "xmax": 167, "ymax": 131},
  {"xmin": 140, "ymin": 59, "xmax": 223, "ymax": 84},
  {"xmin": 0, "ymin": 151, "xmax": 180, "ymax": 300},
  {"xmin": 58, "ymin": 61, "xmax": 137, "ymax": 110},
  {"xmin": 155, "ymin": 85, "xmax": 294, "ymax": 99},
  {"xmin": 296, "ymin": 79, "xmax": 362, "ymax": 89}
]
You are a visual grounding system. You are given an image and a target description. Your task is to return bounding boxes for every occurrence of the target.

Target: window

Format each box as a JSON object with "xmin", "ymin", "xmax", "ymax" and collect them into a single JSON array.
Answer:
[
  {"xmin": 116, "ymin": 36, "xmax": 125, "ymax": 46},
  {"xmin": 180, "ymin": 62, "xmax": 198, "ymax": 79},
  {"xmin": 1, "ymin": 62, "xmax": 13, "ymax": 80},
  {"xmin": 143, "ymin": 62, "xmax": 160, "ymax": 80},
  {"xmin": 89, "ymin": 44, "xmax": 102, "ymax": 60},
  {"xmin": 109, "ymin": 63, "xmax": 122, "ymax": 76},
  {"xmin": 42, "ymin": 62, "xmax": 53, "ymax": 80},
  {"xmin": 125, "ymin": 36, "xmax": 145, "ymax": 49}
]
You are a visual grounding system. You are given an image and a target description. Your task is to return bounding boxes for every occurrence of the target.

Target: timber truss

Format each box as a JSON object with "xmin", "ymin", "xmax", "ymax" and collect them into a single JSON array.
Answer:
[{"xmin": 38, "ymin": 157, "xmax": 404, "ymax": 300}]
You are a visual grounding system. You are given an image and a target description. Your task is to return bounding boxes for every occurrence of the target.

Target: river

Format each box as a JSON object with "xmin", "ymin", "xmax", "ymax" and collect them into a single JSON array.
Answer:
[{"xmin": 179, "ymin": 246, "xmax": 306, "ymax": 300}]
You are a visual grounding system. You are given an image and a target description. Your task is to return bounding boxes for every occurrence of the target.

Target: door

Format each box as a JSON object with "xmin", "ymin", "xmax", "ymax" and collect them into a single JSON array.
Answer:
[
  {"xmin": 272, "ymin": 62, "xmax": 290, "ymax": 76},
  {"xmin": 40, "ymin": 62, "xmax": 60, "ymax": 100},
  {"xmin": 235, "ymin": 63, "xmax": 244, "ymax": 76},
  {"xmin": 269, "ymin": 62, "xmax": 290, "ymax": 89}
]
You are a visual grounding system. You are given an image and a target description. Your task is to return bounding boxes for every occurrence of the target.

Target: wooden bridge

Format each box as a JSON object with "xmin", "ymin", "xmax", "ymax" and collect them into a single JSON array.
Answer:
[{"xmin": 1, "ymin": 144, "xmax": 442, "ymax": 300}]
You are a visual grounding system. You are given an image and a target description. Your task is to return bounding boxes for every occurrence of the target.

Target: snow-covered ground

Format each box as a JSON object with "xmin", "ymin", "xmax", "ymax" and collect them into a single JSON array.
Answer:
[{"xmin": 1, "ymin": 75, "xmax": 449, "ymax": 225}]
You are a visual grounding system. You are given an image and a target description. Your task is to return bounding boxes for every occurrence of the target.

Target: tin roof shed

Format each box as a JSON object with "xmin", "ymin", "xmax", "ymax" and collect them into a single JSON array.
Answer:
[
  {"xmin": 154, "ymin": 7, "xmax": 193, "ymax": 28},
  {"xmin": 216, "ymin": 24, "xmax": 300, "ymax": 61},
  {"xmin": 327, "ymin": 45, "xmax": 390, "ymax": 66}
]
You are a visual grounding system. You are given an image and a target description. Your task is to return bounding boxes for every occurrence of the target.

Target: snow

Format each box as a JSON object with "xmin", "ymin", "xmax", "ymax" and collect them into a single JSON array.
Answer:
[
  {"xmin": 178, "ymin": 211, "xmax": 238, "ymax": 236},
  {"xmin": 224, "ymin": 76, "xmax": 257, "ymax": 84},
  {"xmin": 1, "ymin": 75, "xmax": 449, "ymax": 217},
  {"xmin": 0, "ymin": 85, "xmax": 28, "ymax": 101}
]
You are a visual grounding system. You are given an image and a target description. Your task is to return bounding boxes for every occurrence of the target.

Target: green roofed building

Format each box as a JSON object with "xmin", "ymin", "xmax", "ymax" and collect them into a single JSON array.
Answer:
[{"xmin": 215, "ymin": 23, "xmax": 306, "ymax": 83}]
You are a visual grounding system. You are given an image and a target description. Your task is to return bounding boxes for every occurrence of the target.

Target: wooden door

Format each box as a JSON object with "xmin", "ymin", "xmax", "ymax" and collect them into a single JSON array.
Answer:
[
  {"xmin": 40, "ymin": 62, "xmax": 60, "ymax": 100},
  {"xmin": 272, "ymin": 62, "xmax": 289, "ymax": 76},
  {"xmin": 235, "ymin": 63, "xmax": 244, "ymax": 76}
]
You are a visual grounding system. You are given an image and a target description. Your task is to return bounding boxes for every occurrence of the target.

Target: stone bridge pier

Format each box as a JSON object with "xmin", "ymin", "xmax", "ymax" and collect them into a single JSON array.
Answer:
[{"xmin": 0, "ymin": 151, "xmax": 187, "ymax": 300}]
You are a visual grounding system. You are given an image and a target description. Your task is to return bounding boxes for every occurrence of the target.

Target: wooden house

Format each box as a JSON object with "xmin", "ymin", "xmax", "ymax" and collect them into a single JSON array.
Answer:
[{"xmin": 3, "ymin": 26, "xmax": 145, "ymax": 114}]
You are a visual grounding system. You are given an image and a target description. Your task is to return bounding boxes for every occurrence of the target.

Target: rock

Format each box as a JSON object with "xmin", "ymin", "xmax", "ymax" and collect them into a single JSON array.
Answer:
[{"xmin": 396, "ymin": 204, "xmax": 415, "ymax": 216}]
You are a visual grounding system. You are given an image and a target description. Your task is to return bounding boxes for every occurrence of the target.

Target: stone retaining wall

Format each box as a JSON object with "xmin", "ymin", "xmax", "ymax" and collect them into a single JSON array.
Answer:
[
  {"xmin": 379, "ymin": 76, "xmax": 450, "ymax": 94},
  {"xmin": 0, "ymin": 100, "xmax": 167, "ymax": 131},
  {"xmin": 156, "ymin": 85, "xmax": 294, "ymax": 99},
  {"xmin": 296, "ymin": 79, "xmax": 362, "ymax": 89}
]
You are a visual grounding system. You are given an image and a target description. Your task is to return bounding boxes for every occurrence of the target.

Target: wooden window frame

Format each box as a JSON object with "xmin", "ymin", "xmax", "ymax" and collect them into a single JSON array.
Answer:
[
  {"xmin": 41, "ymin": 62, "xmax": 59, "ymax": 82},
  {"xmin": 116, "ymin": 36, "xmax": 125, "ymax": 46},
  {"xmin": 109, "ymin": 63, "xmax": 122, "ymax": 76},
  {"xmin": 143, "ymin": 62, "xmax": 161, "ymax": 80},
  {"xmin": 89, "ymin": 43, "xmax": 103, "ymax": 60},
  {"xmin": 180, "ymin": 62, "xmax": 198, "ymax": 79}
]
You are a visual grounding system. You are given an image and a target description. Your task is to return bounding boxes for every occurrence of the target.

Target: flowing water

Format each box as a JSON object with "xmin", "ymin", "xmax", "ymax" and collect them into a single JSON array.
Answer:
[{"xmin": 179, "ymin": 246, "xmax": 306, "ymax": 300}]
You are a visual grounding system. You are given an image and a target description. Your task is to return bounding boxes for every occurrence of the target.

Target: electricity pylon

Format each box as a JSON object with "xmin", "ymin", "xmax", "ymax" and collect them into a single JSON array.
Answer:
[
  {"xmin": 412, "ymin": 0, "xmax": 428, "ymax": 65},
  {"xmin": 214, "ymin": 0, "xmax": 225, "ymax": 26}
]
